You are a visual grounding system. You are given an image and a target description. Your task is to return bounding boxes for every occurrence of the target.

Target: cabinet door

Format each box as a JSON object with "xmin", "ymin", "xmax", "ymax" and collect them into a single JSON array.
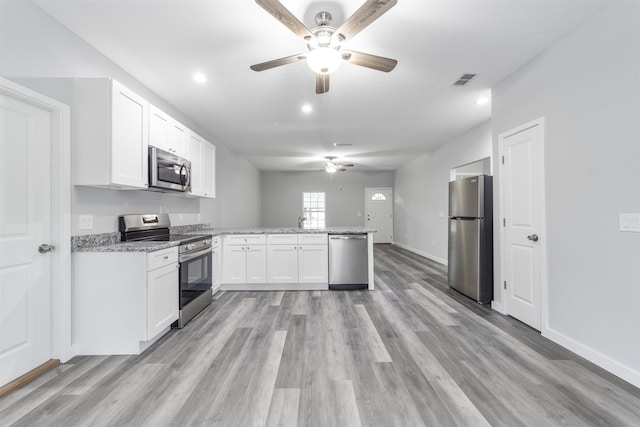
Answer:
[
  {"xmin": 167, "ymin": 121, "xmax": 187, "ymax": 157},
  {"xmin": 212, "ymin": 245, "xmax": 222, "ymax": 291},
  {"xmin": 149, "ymin": 105, "xmax": 171, "ymax": 153},
  {"xmin": 111, "ymin": 80, "xmax": 148, "ymax": 188},
  {"xmin": 222, "ymin": 245, "xmax": 246, "ymax": 283},
  {"xmin": 149, "ymin": 105, "xmax": 188, "ymax": 157},
  {"xmin": 298, "ymin": 244, "xmax": 328, "ymax": 283},
  {"xmin": 146, "ymin": 263, "xmax": 179, "ymax": 340},
  {"xmin": 201, "ymin": 142, "xmax": 216, "ymax": 198},
  {"xmin": 187, "ymin": 131, "xmax": 203, "ymax": 196},
  {"xmin": 267, "ymin": 245, "xmax": 298, "ymax": 283},
  {"xmin": 246, "ymin": 245, "xmax": 267, "ymax": 283}
]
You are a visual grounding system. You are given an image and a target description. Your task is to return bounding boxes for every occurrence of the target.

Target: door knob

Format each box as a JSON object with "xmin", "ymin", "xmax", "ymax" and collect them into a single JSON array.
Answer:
[
  {"xmin": 38, "ymin": 244, "xmax": 55, "ymax": 253},
  {"xmin": 527, "ymin": 234, "xmax": 539, "ymax": 242}
]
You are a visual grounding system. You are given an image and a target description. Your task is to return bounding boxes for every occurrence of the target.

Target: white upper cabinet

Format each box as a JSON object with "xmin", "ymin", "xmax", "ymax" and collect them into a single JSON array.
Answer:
[
  {"xmin": 188, "ymin": 130, "xmax": 216, "ymax": 198},
  {"xmin": 149, "ymin": 104, "xmax": 187, "ymax": 158},
  {"xmin": 201, "ymin": 141, "xmax": 216, "ymax": 198},
  {"xmin": 73, "ymin": 78, "xmax": 148, "ymax": 189}
]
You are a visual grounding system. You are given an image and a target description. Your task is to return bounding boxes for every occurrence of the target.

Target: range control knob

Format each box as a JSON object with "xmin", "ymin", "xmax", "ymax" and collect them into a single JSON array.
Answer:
[{"xmin": 186, "ymin": 243, "xmax": 196, "ymax": 251}]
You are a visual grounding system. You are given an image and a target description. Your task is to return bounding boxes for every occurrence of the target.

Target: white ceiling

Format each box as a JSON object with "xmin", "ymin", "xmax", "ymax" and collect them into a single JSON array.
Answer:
[{"xmin": 33, "ymin": 0, "xmax": 608, "ymax": 172}]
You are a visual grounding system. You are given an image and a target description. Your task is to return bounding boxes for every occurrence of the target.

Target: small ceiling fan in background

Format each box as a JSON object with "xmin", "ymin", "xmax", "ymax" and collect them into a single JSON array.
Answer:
[
  {"xmin": 323, "ymin": 156, "xmax": 354, "ymax": 173},
  {"xmin": 250, "ymin": 0, "xmax": 398, "ymax": 94}
]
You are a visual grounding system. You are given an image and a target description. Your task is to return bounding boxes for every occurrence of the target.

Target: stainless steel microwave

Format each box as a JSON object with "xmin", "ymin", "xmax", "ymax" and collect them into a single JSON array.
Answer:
[{"xmin": 148, "ymin": 146, "xmax": 191, "ymax": 192}]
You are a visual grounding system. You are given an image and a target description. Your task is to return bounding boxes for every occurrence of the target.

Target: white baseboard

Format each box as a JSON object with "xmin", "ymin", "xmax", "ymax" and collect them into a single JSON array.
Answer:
[
  {"xmin": 543, "ymin": 326, "xmax": 640, "ymax": 388},
  {"xmin": 490, "ymin": 300, "xmax": 507, "ymax": 314},
  {"xmin": 392, "ymin": 241, "xmax": 447, "ymax": 266}
]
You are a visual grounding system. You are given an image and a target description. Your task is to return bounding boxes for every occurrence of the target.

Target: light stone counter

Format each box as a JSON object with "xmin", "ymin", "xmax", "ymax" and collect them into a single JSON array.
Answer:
[
  {"xmin": 191, "ymin": 226, "xmax": 375, "ymax": 237},
  {"xmin": 72, "ymin": 227, "xmax": 375, "ymax": 253}
]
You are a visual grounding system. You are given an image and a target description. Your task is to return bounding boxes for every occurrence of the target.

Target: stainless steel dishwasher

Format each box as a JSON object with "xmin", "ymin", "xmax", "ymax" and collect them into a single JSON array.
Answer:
[{"xmin": 328, "ymin": 234, "xmax": 368, "ymax": 290}]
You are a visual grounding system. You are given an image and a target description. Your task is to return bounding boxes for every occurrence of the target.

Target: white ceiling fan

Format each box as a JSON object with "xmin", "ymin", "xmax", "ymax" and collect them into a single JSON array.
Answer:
[
  {"xmin": 250, "ymin": 0, "xmax": 398, "ymax": 94},
  {"xmin": 323, "ymin": 156, "xmax": 354, "ymax": 173}
]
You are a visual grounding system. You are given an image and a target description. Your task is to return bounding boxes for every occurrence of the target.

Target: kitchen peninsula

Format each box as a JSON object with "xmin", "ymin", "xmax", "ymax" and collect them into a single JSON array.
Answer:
[{"xmin": 194, "ymin": 227, "xmax": 375, "ymax": 292}]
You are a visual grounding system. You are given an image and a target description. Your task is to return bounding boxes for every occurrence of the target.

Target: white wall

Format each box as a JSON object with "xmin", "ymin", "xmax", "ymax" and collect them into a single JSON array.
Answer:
[
  {"xmin": 261, "ymin": 170, "xmax": 394, "ymax": 228},
  {"xmin": 393, "ymin": 121, "xmax": 492, "ymax": 263},
  {"xmin": 0, "ymin": 1, "xmax": 261, "ymax": 233},
  {"xmin": 492, "ymin": 1, "xmax": 640, "ymax": 386}
]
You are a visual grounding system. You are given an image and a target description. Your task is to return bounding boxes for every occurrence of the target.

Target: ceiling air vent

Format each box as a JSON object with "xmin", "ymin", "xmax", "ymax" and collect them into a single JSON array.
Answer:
[{"xmin": 453, "ymin": 73, "xmax": 477, "ymax": 86}]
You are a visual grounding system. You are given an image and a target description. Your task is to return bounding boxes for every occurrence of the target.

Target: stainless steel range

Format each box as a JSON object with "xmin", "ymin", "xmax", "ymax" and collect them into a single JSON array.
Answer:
[{"xmin": 119, "ymin": 214, "xmax": 212, "ymax": 328}]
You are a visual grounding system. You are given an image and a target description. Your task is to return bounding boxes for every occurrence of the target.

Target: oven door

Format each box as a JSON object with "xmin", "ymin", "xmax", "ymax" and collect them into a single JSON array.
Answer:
[{"xmin": 179, "ymin": 248, "xmax": 212, "ymax": 309}]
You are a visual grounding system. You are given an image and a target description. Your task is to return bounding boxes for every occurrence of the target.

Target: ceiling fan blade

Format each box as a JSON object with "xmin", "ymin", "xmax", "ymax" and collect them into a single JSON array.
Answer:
[
  {"xmin": 250, "ymin": 53, "xmax": 306, "ymax": 71},
  {"xmin": 316, "ymin": 73, "xmax": 330, "ymax": 94},
  {"xmin": 255, "ymin": 0, "xmax": 313, "ymax": 40},
  {"xmin": 342, "ymin": 50, "xmax": 397, "ymax": 72},
  {"xmin": 339, "ymin": 163, "xmax": 355, "ymax": 168},
  {"xmin": 334, "ymin": 0, "xmax": 397, "ymax": 42}
]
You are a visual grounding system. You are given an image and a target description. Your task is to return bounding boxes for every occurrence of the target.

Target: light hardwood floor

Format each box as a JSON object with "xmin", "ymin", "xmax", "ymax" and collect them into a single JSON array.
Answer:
[{"xmin": 2, "ymin": 245, "xmax": 639, "ymax": 426}]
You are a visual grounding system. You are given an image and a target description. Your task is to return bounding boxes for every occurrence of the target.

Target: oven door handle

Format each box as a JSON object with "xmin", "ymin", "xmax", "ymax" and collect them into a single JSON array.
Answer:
[{"xmin": 179, "ymin": 247, "xmax": 211, "ymax": 263}]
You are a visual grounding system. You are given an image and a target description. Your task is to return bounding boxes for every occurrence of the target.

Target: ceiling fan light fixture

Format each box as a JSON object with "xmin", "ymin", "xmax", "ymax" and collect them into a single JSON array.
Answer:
[
  {"xmin": 307, "ymin": 47, "xmax": 342, "ymax": 74},
  {"xmin": 325, "ymin": 161, "xmax": 338, "ymax": 173}
]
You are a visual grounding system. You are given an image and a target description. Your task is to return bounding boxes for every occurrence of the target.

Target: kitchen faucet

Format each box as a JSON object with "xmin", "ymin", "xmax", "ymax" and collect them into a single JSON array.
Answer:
[{"xmin": 297, "ymin": 216, "xmax": 306, "ymax": 228}]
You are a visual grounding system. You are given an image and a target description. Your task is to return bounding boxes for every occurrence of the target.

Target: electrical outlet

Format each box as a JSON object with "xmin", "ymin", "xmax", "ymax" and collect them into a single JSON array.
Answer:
[
  {"xmin": 78, "ymin": 215, "xmax": 93, "ymax": 230},
  {"xmin": 432, "ymin": 240, "xmax": 436, "ymax": 246},
  {"xmin": 357, "ymin": 212, "xmax": 362, "ymax": 217}
]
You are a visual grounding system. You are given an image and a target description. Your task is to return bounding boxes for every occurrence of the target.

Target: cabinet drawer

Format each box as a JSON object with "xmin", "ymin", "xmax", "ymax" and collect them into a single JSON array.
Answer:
[
  {"xmin": 267, "ymin": 234, "xmax": 297, "ymax": 245},
  {"xmin": 147, "ymin": 247, "xmax": 178, "ymax": 271},
  {"xmin": 298, "ymin": 233, "xmax": 328, "ymax": 245},
  {"xmin": 225, "ymin": 234, "xmax": 266, "ymax": 245}
]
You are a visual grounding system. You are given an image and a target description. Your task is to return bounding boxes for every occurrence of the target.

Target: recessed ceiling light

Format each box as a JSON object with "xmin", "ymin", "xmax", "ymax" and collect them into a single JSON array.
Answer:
[
  {"xmin": 476, "ymin": 97, "xmax": 489, "ymax": 105},
  {"xmin": 302, "ymin": 104, "xmax": 313, "ymax": 113},
  {"xmin": 193, "ymin": 73, "xmax": 207, "ymax": 83}
]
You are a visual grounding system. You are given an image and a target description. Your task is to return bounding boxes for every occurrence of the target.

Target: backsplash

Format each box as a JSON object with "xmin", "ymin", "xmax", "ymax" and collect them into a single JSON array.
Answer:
[{"xmin": 71, "ymin": 223, "xmax": 214, "ymax": 250}]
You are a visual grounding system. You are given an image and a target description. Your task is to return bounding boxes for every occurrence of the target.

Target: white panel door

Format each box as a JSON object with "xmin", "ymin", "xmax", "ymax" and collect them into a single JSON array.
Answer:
[
  {"xmin": 500, "ymin": 119, "xmax": 545, "ymax": 330},
  {"xmin": 365, "ymin": 188, "xmax": 393, "ymax": 243},
  {"xmin": 0, "ymin": 93, "xmax": 52, "ymax": 386}
]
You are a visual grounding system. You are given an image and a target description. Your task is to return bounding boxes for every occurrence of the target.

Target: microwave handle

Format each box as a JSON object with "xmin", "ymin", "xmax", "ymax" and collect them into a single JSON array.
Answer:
[{"xmin": 180, "ymin": 164, "xmax": 190, "ymax": 188}]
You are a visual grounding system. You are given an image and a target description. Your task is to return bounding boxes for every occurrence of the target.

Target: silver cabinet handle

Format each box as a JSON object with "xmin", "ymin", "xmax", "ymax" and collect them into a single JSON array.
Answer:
[
  {"xmin": 527, "ymin": 234, "xmax": 539, "ymax": 242},
  {"xmin": 38, "ymin": 244, "xmax": 55, "ymax": 253}
]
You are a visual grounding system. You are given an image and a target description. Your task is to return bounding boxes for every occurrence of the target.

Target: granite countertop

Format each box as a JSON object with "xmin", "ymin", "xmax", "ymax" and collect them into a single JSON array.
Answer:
[
  {"xmin": 190, "ymin": 227, "xmax": 376, "ymax": 236},
  {"xmin": 73, "ymin": 240, "xmax": 183, "ymax": 253},
  {"xmin": 72, "ymin": 227, "xmax": 375, "ymax": 253}
]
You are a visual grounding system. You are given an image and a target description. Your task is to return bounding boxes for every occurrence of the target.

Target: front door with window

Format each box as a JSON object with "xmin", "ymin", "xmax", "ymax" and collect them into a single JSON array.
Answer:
[{"xmin": 365, "ymin": 188, "xmax": 393, "ymax": 243}]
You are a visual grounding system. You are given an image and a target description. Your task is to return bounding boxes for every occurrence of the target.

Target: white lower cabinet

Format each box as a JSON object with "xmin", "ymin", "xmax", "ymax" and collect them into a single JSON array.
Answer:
[
  {"xmin": 147, "ymin": 263, "xmax": 180, "ymax": 340},
  {"xmin": 298, "ymin": 244, "xmax": 329, "ymax": 283},
  {"xmin": 212, "ymin": 236, "xmax": 222, "ymax": 292},
  {"xmin": 222, "ymin": 235, "xmax": 266, "ymax": 284},
  {"xmin": 266, "ymin": 234, "xmax": 328, "ymax": 284},
  {"xmin": 73, "ymin": 247, "xmax": 179, "ymax": 355}
]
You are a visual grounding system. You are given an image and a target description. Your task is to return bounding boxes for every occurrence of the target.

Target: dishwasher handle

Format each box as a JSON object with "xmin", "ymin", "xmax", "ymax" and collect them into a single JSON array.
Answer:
[{"xmin": 330, "ymin": 235, "xmax": 367, "ymax": 240}]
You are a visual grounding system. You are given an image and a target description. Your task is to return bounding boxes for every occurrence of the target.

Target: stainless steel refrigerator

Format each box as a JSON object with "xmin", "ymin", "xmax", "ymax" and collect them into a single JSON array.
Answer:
[{"xmin": 448, "ymin": 175, "xmax": 493, "ymax": 303}]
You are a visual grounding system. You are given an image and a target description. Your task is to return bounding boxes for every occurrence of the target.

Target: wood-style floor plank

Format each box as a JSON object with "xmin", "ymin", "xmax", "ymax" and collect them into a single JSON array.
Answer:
[{"xmin": 2, "ymin": 244, "xmax": 639, "ymax": 427}]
